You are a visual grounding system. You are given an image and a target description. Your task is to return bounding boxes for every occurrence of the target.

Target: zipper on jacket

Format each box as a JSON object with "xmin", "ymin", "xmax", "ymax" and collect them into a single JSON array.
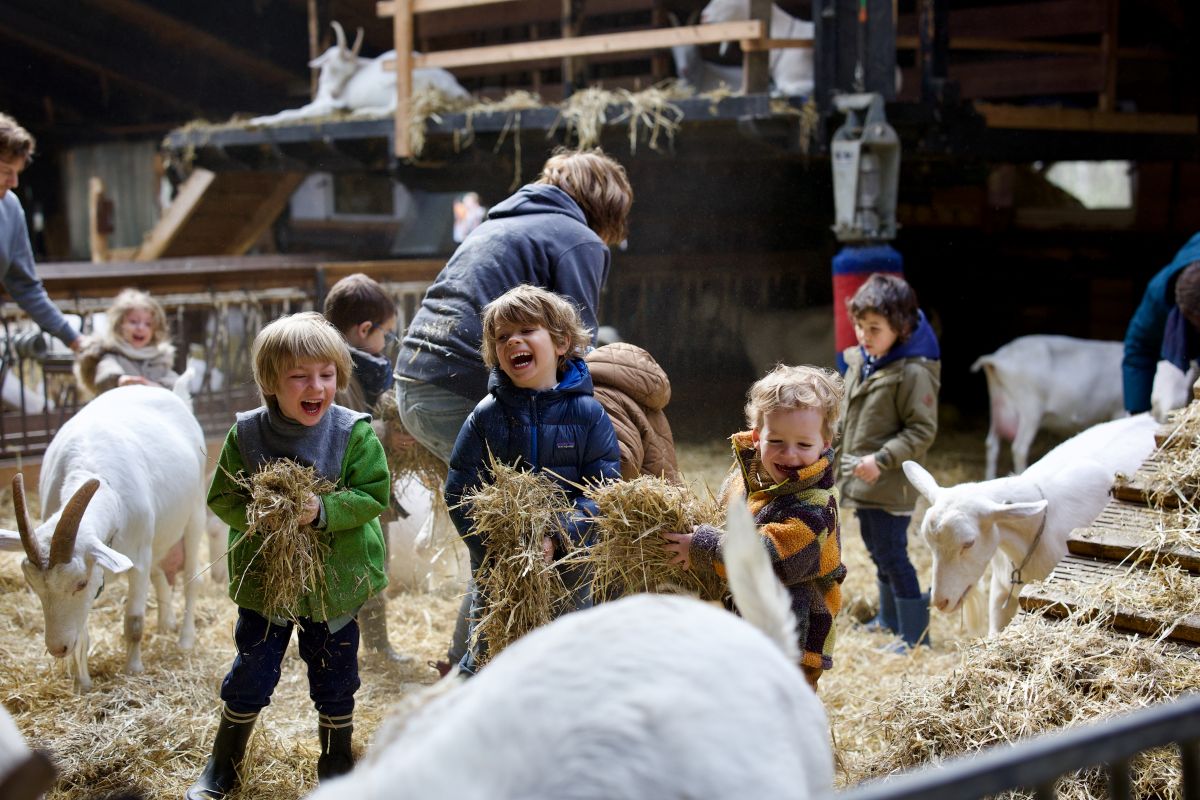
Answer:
[{"xmin": 529, "ymin": 395, "xmax": 540, "ymax": 470}]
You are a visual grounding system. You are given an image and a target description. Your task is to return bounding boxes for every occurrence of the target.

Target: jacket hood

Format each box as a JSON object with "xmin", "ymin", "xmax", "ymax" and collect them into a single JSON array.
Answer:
[
  {"xmin": 488, "ymin": 355, "xmax": 594, "ymax": 398},
  {"xmin": 584, "ymin": 342, "xmax": 671, "ymax": 411},
  {"xmin": 857, "ymin": 310, "xmax": 940, "ymax": 374},
  {"xmin": 486, "ymin": 184, "xmax": 588, "ymax": 227}
]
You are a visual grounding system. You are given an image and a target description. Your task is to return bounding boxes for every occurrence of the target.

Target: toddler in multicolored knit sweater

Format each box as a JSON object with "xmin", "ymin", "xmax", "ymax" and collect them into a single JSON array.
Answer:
[{"xmin": 663, "ymin": 364, "xmax": 846, "ymax": 691}]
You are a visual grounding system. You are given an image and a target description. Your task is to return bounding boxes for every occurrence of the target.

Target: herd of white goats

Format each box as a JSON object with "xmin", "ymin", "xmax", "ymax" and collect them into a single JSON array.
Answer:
[{"xmin": 0, "ymin": 327, "xmax": 1180, "ymax": 797}]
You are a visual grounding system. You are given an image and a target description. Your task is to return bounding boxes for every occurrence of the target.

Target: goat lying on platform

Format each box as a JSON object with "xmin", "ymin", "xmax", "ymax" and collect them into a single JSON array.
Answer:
[
  {"xmin": 306, "ymin": 500, "xmax": 834, "ymax": 800},
  {"xmin": 249, "ymin": 21, "xmax": 469, "ymax": 126},
  {"xmin": 971, "ymin": 335, "xmax": 1126, "ymax": 479},
  {"xmin": 903, "ymin": 413, "xmax": 1157, "ymax": 635},
  {"xmin": 0, "ymin": 383, "xmax": 206, "ymax": 691}
]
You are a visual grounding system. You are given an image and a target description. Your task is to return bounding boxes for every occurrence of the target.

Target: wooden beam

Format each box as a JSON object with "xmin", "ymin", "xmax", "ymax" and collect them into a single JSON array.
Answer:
[
  {"xmin": 383, "ymin": 21, "xmax": 763, "ymax": 70},
  {"xmin": 77, "ymin": 0, "xmax": 298, "ymax": 88},
  {"xmin": 897, "ymin": 0, "xmax": 1105, "ymax": 39},
  {"xmin": 379, "ymin": 0, "xmax": 525, "ymax": 15},
  {"xmin": 409, "ymin": 0, "xmax": 653, "ymax": 40},
  {"xmin": 743, "ymin": 0, "xmax": 771, "ymax": 94},
  {"xmin": 1099, "ymin": 0, "xmax": 1119, "ymax": 112},
  {"xmin": 975, "ymin": 102, "xmax": 1199, "ymax": 134},
  {"xmin": 741, "ymin": 37, "xmax": 813, "ymax": 52},
  {"xmin": 227, "ymin": 174, "xmax": 306, "ymax": 256},
  {"xmin": 136, "ymin": 169, "xmax": 217, "ymax": 261},
  {"xmin": 394, "ymin": 0, "xmax": 415, "ymax": 158},
  {"xmin": 953, "ymin": 56, "xmax": 1105, "ymax": 99}
]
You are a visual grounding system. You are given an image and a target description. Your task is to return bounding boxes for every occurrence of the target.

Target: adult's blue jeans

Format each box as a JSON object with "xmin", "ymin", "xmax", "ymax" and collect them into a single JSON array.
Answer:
[
  {"xmin": 395, "ymin": 377, "xmax": 480, "ymax": 663},
  {"xmin": 856, "ymin": 508, "xmax": 921, "ymax": 599}
]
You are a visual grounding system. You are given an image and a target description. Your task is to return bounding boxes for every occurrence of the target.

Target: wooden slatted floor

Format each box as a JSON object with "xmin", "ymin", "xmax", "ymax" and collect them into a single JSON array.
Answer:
[{"xmin": 1018, "ymin": 412, "xmax": 1200, "ymax": 646}]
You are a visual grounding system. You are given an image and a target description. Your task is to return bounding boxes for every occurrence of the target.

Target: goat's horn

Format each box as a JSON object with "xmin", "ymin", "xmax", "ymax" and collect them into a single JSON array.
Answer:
[
  {"xmin": 12, "ymin": 474, "xmax": 42, "ymax": 568},
  {"xmin": 351, "ymin": 27, "xmax": 364, "ymax": 56},
  {"xmin": 331, "ymin": 20, "xmax": 348, "ymax": 52},
  {"xmin": 49, "ymin": 479, "xmax": 100, "ymax": 568}
]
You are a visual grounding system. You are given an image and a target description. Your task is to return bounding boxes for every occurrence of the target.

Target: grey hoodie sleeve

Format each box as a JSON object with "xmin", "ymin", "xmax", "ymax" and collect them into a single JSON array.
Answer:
[
  {"xmin": 2, "ymin": 200, "xmax": 79, "ymax": 347},
  {"xmin": 551, "ymin": 240, "xmax": 610, "ymax": 344}
]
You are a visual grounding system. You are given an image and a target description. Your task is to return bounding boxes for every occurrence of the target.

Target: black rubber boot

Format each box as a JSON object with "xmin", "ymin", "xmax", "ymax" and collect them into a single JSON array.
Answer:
[
  {"xmin": 317, "ymin": 713, "xmax": 354, "ymax": 782},
  {"xmin": 896, "ymin": 592, "xmax": 932, "ymax": 649},
  {"xmin": 865, "ymin": 578, "xmax": 899, "ymax": 633},
  {"xmin": 185, "ymin": 707, "xmax": 258, "ymax": 800}
]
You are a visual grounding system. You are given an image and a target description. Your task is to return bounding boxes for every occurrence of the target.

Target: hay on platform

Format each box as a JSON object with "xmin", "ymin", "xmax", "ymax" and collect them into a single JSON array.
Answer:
[
  {"xmin": 234, "ymin": 460, "xmax": 336, "ymax": 622},
  {"xmin": 571, "ymin": 475, "xmax": 727, "ymax": 602},
  {"xmin": 848, "ymin": 613, "xmax": 1200, "ymax": 800},
  {"xmin": 551, "ymin": 83, "xmax": 687, "ymax": 152},
  {"xmin": 408, "ymin": 84, "xmax": 475, "ymax": 156},
  {"xmin": 1058, "ymin": 560, "xmax": 1200, "ymax": 640},
  {"xmin": 460, "ymin": 456, "xmax": 575, "ymax": 664}
]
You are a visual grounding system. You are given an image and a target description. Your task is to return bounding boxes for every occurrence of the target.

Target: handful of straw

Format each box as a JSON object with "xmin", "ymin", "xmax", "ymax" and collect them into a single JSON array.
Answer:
[
  {"xmin": 461, "ymin": 456, "xmax": 574, "ymax": 664},
  {"xmin": 234, "ymin": 460, "xmax": 336, "ymax": 622},
  {"xmin": 570, "ymin": 476, "xmax": 727, "ymax": 602},
  {"xmin": 373, "ymin": 390, "xmax": 448, "ymax": 500}
]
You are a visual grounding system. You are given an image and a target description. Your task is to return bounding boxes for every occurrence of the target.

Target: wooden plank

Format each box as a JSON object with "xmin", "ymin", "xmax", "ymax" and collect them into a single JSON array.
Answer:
[
  {"xmin": 379, "ymin": 0, "xmax": 524, "ymax": 15},
  {"xmin": 409, "ymin": 0, "xmax": 653, "ymax": 40},
  {"xmin": 896, "ymin": 35, "xmax": 1101, "ymax": 56},
  {"xmin": 1070, "ymin": 523, "xmax": 1200, "ymax": 573},
  {"xmin": 1111, "ymin": 451, "xmax": 1176, "ymax": 507},
  {"xmin": 222, "ymin": 173, "xmax": 307, "ymax": 256},
  {"xmin": 1020, "ymin": 554, "xmax": 1200, "ymax": 644},
  {"xmin": 742, "ymin": 37, "xmax": 814, "ymax": 52},
  {"xmin": 384, "ymin": 21, "xmax": 764, "ymax": 70},
  {"xmin": 897, "ymin": 0, "xmax": 1106, "ymax": 40},
  {"xmin": 394, "ymin": 0, "xmax": 414, "ymax": 158},
  {"xmin": 135, "ymin": 168, "xmax": 217, "ymax": 261},
  {"xmin": 975, "ymin": 103, "xmax": 1199, "ymax": 135},
  {"xmin": 952, "ymin": 56, "xmax": 1105, "ymax": 99}
]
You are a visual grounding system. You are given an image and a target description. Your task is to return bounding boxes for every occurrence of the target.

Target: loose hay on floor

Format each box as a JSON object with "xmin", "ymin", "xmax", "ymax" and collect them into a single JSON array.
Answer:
[
  {"xmin": 460, "ymin": 457, "xmax": 575, "ymax": 665},
  {"xmin": 570, "ymin": 475, "xmax": 727, "ymax": 601},
  {"xmin": 232, "ymin": 460, "xmax": 336, "ymax": 622}
]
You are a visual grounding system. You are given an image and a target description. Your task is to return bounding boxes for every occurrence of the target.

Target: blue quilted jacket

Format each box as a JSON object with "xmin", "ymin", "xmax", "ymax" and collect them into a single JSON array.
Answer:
[{"xmin": 445, "ymin": 357, "xmax": 620, "ymax": 554}]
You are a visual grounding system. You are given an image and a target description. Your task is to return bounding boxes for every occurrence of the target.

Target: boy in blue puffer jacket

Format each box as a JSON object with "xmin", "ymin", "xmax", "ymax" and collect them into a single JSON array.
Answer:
[{"xmin": 445, "ymin": 284, "xmax": 620, "ymax": 675}]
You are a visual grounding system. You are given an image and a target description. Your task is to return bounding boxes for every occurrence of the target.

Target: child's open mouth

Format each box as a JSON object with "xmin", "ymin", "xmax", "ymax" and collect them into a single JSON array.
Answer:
[
  {"xmin": 509, "ymin": 353, "xmax": 533, "ymax": 370},
  {"xmin": 775, "ymin": 464, "xmax": 800, "ymax": 479},
  {"xmin": 300, "ymin": 400, "xmax": 324, "ymax": 416}
]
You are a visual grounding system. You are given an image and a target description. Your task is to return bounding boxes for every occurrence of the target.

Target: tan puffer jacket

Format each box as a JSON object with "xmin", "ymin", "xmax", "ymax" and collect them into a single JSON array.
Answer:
[{"xmin": 585, "ymin": 342, "xmax": 681, "ymax": 483}]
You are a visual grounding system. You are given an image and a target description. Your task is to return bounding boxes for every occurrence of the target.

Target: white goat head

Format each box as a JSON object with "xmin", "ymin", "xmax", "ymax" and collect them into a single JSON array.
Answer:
[
  {"xmin": 2, "ymin": 475, "xmax": 126, "ymax": 661},
  {"xmin": 903, "ymin": 462, "xmax": 1046, "ymax": 617},
  {"xmin": 312, "ymin": 21, "xmax": 366, "ymax": 101}
]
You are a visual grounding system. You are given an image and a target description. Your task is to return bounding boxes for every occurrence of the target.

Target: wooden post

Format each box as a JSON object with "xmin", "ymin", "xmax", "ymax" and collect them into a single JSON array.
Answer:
[
  {"xmin": 394, "ymin": 0, "xmax": 414, "ymax": 158},
  {"xmin": 88, "ymin": 177, "xmax": 112, "ymax": 264},
  {"xmin": 917, "ymin": 0, "xmax": 947, "ymax": 105},
  {"xmin": 1098, "ymin": 0, "xmax": 1119, "ymax": 112},
  {"xmin": 743, "ymin": 0, "xmax": 770, "ymax": 94}
]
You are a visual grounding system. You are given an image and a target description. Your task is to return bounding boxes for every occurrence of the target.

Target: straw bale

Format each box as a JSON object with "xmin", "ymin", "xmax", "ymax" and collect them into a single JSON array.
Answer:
[
  {"xmin": 842, "ymin": 613, "xmax": 1200, "ymax": 799},
  {"xmin": 233, "ymin": 460, "xmax": 336, "ymax": 622},
  {"xmin": 459, "ymin": 457, "xmax": 576, "ymax": 664},
  {"xmin": 569, "ymin": 475, "xmax": 727, "ymax": 602}
]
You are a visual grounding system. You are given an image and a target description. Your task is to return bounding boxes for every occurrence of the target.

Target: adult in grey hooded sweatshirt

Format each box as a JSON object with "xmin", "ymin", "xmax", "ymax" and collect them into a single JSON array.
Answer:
[
  {"xmin": 0, "ymin": 114, "xmax": 82, "ymax": 352},
  {"xmin": 394, "ymin": 148, "xmax": 633, "ymax": 674}
]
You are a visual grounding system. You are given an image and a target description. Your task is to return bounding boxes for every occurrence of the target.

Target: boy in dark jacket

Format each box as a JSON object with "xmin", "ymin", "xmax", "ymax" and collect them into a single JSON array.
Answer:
[{"xmin": 445, "ymin": 285, "xmax": 620, "ymax": 675}]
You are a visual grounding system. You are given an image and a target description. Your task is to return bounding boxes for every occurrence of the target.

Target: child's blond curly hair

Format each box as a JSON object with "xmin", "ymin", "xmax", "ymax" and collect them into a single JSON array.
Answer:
[
  {"xmin": 480, "ymin": 285, "xmax": 592, "ymax": 370},
  {"xmin": 744, "ymin": 364, "xmax": 845, "ymax": 442},
  {"xmin": 252, "ymin": 312, "xmax": 352, "ymax": 401},
  {"xmin": 106, "ymin": 288, "xmax": 170, "ymax": 347}
]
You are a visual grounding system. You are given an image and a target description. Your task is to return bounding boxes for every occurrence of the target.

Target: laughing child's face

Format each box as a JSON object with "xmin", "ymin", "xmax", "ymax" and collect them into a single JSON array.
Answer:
[
  {"xmin": 753, "ymin": 406, "xmax": 830, "ymax": 484},
  {"xmin": 119, "ymin": 306, "xmax": 156, "ymax": 348},
  {"xmin": 273, "ymin": 359, "xmax": 338, "ymax": 426},
  {"xmin": 493, "ymin": 321, "xmax": 568, "ymax": 391}
]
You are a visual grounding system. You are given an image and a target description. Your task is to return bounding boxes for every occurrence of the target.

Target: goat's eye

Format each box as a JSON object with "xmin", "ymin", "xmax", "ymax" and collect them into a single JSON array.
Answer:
[
  {"xmin": 962, "ymin": 540, "xmax": 975, "ymax": 551},
  {"xmin": 74, "ymin": 580, "xmax": 87, "ymax": 593}
]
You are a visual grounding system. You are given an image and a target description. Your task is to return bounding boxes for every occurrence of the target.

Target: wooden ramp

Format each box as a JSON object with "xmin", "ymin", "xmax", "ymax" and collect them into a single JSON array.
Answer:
[
  {"xmin": 1019, "ymin": 413, "xmax": 1200, "ymax": 645},
  {"xmin": 135, "ymin": 168, "xmax": 304, "ymax": 259}
]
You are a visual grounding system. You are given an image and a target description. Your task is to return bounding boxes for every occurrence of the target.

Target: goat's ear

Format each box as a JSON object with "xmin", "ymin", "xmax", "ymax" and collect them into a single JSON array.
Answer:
[
  {"xmin": 86, "ymin": 541, "xmax": 134, "ymax": 574},
  {"xmin": 986, "ymin": 499, "xmax": 1047, "ymax": 522},
  {"xmin": 903, "ymin": 461, "xmax": 941, "ymax": 503},
  {"xmin": 0, "ymin": 530, "xmax": 24, "ymax": 551},
  {"xmin": 308, "ymin": 49, "xmax": 335, "ymax": 69}
]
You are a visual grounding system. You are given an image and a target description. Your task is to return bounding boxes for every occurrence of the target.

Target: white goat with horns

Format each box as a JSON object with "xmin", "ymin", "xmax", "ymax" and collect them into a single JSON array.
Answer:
[
  {"xmin": 0, "ymin": 383, "xmax": 206, "ymax": 691},
  {"xmin": 249, "ymin": 21, "xmax": 469, "ymax": 126},
  {"xmin": 307, "ymin": 499, "xmax": 834, "ymax": 800}
]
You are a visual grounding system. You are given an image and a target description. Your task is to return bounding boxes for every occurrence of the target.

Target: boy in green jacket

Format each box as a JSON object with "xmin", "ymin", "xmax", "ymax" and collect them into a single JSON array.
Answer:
[{"xmin": 188, "ymin": 312, "xmax": 389, "ymax": 800}]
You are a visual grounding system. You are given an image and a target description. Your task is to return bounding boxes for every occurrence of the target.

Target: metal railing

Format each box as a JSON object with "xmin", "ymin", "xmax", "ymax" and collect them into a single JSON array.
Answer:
[
  {"xmin": 839, "ymin": 693, "xmax": 1200, "ymax": 800},
  {"xmin": 0, "ymin": 255, "xmax": 439, "ymax": 461}
]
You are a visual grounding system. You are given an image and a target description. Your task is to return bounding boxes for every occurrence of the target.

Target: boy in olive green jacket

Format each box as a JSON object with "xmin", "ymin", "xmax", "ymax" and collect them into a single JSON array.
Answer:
[
  {"xmin": 189, "ymin": 312, "xmax": 389, "ymax": 800},
  {"xmin": 838, "ymin": 273, "xmax": 940, "ymax": 649}
]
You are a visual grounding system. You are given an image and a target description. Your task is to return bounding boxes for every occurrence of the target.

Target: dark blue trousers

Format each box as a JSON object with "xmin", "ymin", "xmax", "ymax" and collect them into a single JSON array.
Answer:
[
  {"xmin": 857, "ymin": 508, "xmax": 921, "ymax": 598},
  {"xmin": 220, "ymin": 607, "xmax": 361, "ymax": 718}
]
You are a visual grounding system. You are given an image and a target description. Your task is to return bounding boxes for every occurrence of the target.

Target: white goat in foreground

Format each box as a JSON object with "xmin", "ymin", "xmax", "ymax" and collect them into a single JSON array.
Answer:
[
  {"xmin": 0, "ymin": 384, "xmax": 206, "ymax": 691},
  {"xmin": 701, "ymin": 0, "xmax": 813, "ymax": 96},
  {"xmin": 249, "ymin": 22, "xmax": 469, "ymax": 126},
  {"xmin": 904, "ymin": 413, "xmax": 1158, "ymax": 636},
  {"xmin": 0, "ymin": 703, "xmax": 55, "ymax": 800},
  {"xmin": 972, "ymin": 335, "xmax": 1126, "ymax": 479},
  {"xmin": 306, "ymin": 500, "xmax": 834, "ymax": 800}
]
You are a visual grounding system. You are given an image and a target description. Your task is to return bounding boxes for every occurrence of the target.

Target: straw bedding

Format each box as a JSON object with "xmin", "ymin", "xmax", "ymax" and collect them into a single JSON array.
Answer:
[{"xmin": 1, "ymin": 430, "xmax": 1196, "ymax": 799}]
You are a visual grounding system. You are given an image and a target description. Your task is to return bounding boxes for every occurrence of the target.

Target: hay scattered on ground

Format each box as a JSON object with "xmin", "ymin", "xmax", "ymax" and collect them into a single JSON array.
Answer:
[
  {"xmin": 844, "ymin": 612, "xmax": 1200, "ymax": 799},
  {"xmin": 460, "ymin": 457, "xmax": 574, "ymax": 664},
  {"xmin": 233, "ymin": 460, "xmax": 336, "ymax": 622},
  {"xmin": 569, "ymin": 475, "xmax": 726, "ymax": 601}
]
